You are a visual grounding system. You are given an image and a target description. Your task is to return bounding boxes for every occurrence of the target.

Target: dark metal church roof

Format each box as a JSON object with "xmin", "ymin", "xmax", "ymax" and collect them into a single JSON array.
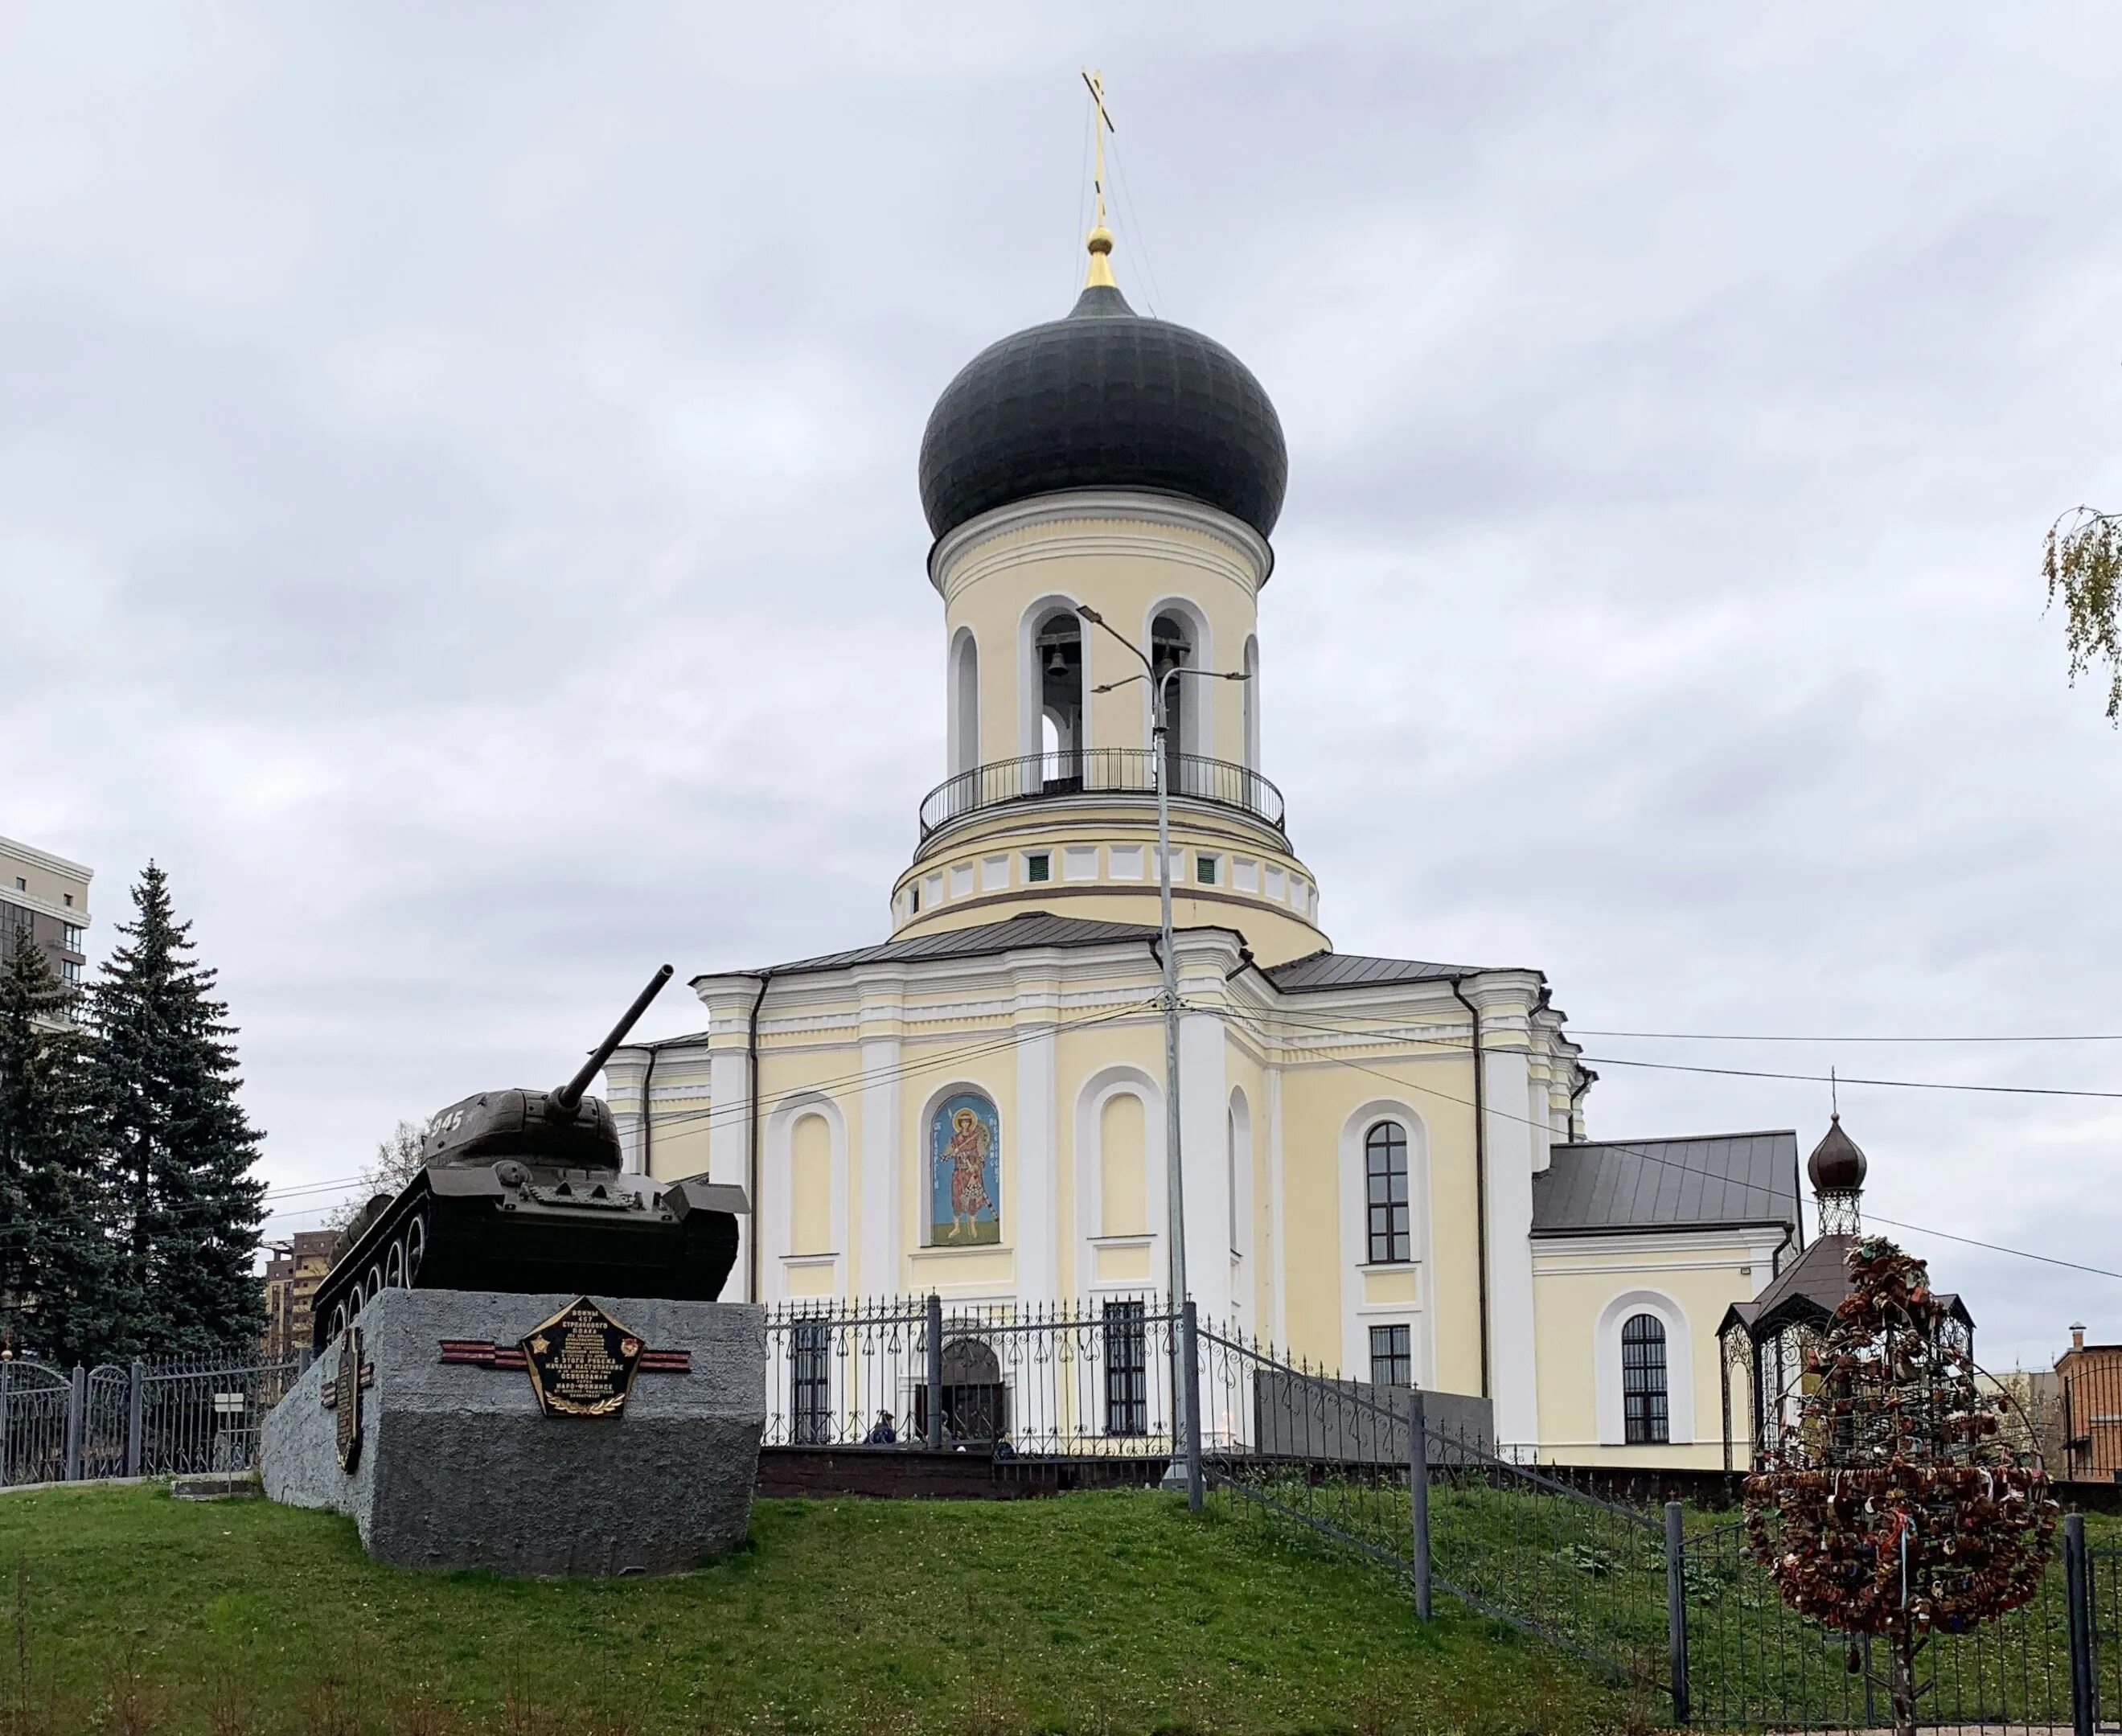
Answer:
[
  {"xmin": 1532, "ymin": 1131, "xmax": 1801, "ymax": 1236},
  {"xmin": 1262, "ymin": 950, "xmax": 1477, "ymax": 993},
  {"xmin": 918, "ymin": 281, "xmax": 1288, "ymax": 545},
  {"xmin": 696, "ymin": 913, "xmax": 1176, "ymax": 989}
]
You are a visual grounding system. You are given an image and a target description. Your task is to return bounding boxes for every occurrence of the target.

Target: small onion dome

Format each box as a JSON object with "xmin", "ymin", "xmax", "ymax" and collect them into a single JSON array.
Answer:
[
  {"xmin": 1807, "ymin": 1112, "xmax": 1869, "ymax": 1195},
  {"xmin": 917, "ymin": 236, "xmax": 1288, "ymax": 547}
]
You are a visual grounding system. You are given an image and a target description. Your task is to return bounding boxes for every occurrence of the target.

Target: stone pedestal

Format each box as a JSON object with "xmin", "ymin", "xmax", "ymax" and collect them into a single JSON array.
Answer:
[{"xmin": 261, "ymin": 1288, "xmax": 765, "ymax": 1576}]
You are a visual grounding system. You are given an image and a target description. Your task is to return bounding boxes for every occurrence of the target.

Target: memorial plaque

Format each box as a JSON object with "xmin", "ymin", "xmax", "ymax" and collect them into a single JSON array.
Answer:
[
  {"xmin": 335, "ymin": 1326, "xmax": 363, "ymax": 1472},
  {"xmin": 519, "ymin": 1296, "xmax": 644, "ymax": 1418}
]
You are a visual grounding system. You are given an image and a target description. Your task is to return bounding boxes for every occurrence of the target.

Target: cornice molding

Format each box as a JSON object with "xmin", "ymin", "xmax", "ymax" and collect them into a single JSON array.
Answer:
[{"xmin": 929, "ymin": 490, "xmax": 1272, "ymax": 599}]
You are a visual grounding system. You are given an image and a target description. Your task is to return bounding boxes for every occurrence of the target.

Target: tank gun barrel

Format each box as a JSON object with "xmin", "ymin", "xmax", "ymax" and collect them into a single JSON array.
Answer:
[{"xmin": 550, "ymin": 964, "xmax": 675, "ymax": 1115}]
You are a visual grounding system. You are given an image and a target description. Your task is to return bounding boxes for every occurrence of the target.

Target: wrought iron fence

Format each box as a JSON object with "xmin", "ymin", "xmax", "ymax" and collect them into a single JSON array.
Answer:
[
  {"xmin": 0, "ymin": 1352, "xmax": 301, "ymax": 1487},
  {"xmin": 762, "ymin": 1295, "xmax": 1180, "ymax": 1459},
  {"xmin": 1194, "ymin": 1321, "xmax": 1677, "ymax": 1697},
  {"xmin": 917, "ymin": 748, "xmax": 1287, "ymax": 839}
]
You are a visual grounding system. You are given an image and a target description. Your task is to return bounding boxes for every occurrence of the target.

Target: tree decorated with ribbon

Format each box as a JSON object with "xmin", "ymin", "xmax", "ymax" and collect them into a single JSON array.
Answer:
[{"xmin": 1744, "ymin": 1235, "xmax": 2057, "ymax": 1736}]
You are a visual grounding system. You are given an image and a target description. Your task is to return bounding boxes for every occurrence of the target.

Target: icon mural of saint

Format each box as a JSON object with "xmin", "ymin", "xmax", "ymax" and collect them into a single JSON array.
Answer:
[{"xmin": 930, "ymin": 1092, "xmax": 1000, "ymax": 1246}]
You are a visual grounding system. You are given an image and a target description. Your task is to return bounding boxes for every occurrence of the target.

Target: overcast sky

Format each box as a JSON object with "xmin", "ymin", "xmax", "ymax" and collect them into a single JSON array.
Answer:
[{"xmin": 4, "ymin": 5, "xmax": 2119, "ymax": 1369}]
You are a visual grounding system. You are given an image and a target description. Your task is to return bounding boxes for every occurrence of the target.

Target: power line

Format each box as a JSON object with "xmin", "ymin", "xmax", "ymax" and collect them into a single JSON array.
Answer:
[
  {"xmin": 1203, "ymin": 1000, "xmax": 2122, "ymax": 1286},
  {"xmin": 1204, "ymin": 998, "xmax": 2122, "ymax": 1102},
  {"xmin": 1581, "ymin": 1053, "xmax": 2122, "ymax": 1103},
  {"xmin": 1861, "ymin": 1216, "xmax": 2122, "ymax": 1283},
  {"xmin": 1577, "ymin": 1028, "xmax": 2122, "ymax": 1045},
  {"xmin": 636, "ymin": 999, "xmax": 1162, "ymax": 1139}
]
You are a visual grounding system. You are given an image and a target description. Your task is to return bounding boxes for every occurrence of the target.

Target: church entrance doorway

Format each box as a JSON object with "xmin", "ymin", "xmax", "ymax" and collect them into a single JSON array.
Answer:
[{"xmin": 913, "ymin": 1337, "xmax": 1010, "ymax": 1445}]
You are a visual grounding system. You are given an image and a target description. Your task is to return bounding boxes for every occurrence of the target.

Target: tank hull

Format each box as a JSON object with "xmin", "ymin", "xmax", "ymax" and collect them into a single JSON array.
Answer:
[{"xmin": 312, "ymin": 1168, "xmax": 746, "ymax": 1349}]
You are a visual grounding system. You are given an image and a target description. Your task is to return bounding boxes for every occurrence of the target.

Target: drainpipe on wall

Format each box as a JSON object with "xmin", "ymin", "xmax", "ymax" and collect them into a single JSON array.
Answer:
[
  {"xmin": 638, "ymin": 1042, "xmax": 659, "ymax": 1176},
  {"xmin": 745, "ymin": 971, "xmax": 775, "ymax": 1303},
  {"xmin": 1447, "ymin": 975, "xmax": 1491, "ymax": 1402},
  {"xmin": 1567, "ymin": 1068, "xmax": 1595, "ymax": 1140}
]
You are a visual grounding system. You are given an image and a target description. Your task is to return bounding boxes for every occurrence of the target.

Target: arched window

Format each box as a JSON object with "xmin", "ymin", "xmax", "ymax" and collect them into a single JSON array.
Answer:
[
  {"xmin": 1622, "ymin": 1313, "xmax": 1670, "ymax": 1444},
  {"xmin": 928, "ymin": 1091, "xmax": 1001, "ymax": 1246},
  {"xmin": 1365, "ymin": 1121, "xmax": 1410, "ymax": 1264},
  {"xmin": 949, "ymin": 629, "xmax": 979, "ymax": 776}
]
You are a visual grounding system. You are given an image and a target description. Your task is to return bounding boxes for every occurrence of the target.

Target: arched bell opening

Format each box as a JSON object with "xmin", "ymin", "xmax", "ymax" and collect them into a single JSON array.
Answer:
[
  {"xmin": 1151, "ymin": 610, "xmax": 1195, "ymax": 778},
  {"xmin": 1033, "ymin": 610, "xmax": 1085, "ymax": 792}
]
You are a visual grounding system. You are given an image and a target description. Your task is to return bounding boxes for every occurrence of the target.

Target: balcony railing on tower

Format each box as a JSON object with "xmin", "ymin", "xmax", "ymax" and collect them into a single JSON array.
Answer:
[{"xmin": 917, "ymin": 748, "xmax": 1286, "ymax": 842}]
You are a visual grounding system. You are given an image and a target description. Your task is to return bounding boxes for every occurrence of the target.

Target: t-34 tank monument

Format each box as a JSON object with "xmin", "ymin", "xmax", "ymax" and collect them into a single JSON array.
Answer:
[{"xmin": 263, "ymin": 966, "xmax": 765, "ymax": 1576}]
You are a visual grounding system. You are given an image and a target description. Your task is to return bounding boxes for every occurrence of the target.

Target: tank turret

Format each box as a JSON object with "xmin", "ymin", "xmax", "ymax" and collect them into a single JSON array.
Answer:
[{"xmin": 311, "ymin": 965, "xmax": 749, "ymax": 1347}]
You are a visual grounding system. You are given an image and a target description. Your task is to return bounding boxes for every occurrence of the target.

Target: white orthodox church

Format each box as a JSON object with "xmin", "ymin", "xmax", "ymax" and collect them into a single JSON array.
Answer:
[{"xmin": 604, "ymin": 215, "xmax": 1809, "ymax": 1467}]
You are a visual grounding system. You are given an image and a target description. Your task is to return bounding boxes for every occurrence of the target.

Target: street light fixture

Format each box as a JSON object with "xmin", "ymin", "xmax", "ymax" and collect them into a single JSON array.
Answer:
[{"xmin": 1077, "ymin": 602, "xmax": 1248, "ymax": 1344}]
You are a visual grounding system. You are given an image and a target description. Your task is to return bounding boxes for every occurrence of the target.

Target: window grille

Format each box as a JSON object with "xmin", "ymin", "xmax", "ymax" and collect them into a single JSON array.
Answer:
[
  {"xmin": 1365, "ymin": 1122, "xmax": 1410, "ymax": 1263},
  {"xmin": 1369, "ymin": 1323, "xmax": 1412, "ymax": 1389},
  {"xmin": 1621, "ymin": 1311, "xmax": 1669, "ymax": 1444},
  {"xmin": 790, "ymin": 1319, "xmax": 831, "ymax": 1446},
  {"xmin": 1103, "ymin": 1300, "xmax": 1147, "ymax": 1436}
]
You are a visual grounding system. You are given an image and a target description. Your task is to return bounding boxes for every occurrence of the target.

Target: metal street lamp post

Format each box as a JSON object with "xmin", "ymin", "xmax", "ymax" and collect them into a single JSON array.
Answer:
[{"xmin": 1077, "ymin": 604, "xmax": 1247, "ymax": 1480}]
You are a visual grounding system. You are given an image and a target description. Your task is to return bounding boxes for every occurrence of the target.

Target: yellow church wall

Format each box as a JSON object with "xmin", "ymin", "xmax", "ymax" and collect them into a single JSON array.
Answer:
[
  {"xmin": 1268, "ymin": 1043, "xmax": 1485, "ymax": 1394},
  {"xmin": 1100, "ymin": 1092, "xmax": 1147, "ymax": 1235},
  {"xmin": 790, "ymin": 1111, "xmax": 831, "ymax": 1255},
  {"xmin": 1529, "ymin": 1232, "xmax": 1777, "ymax": 1469}
]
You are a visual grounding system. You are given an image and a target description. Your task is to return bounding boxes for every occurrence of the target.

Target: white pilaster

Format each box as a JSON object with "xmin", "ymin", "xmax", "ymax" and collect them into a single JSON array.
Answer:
[
  {"xmin": 1483, "ymin": 1042, "xmax": 1539, "ymax": 1453},
  {"xmin": 1266, "ymin": 1064, "xmax": 1287, "ymax": 1346},
  {"xmin": 1015, "ymin": 1019, "xmax": 1057, "ymax": 1303},
  {"xmin": 858, "ymin": 1036, "xmax": 901, "ymax": 1298},
  {"xmin": 602, "ymin": 1050, "xmax": 648, "ymax": 1173},
  {"xmin": 708, "ymin": 1044, "xmax": 752, "ymax": 1302},
  {"xmin": 1178, "ymin": 1009, "xmax": 1230, "ymax": 1326}
]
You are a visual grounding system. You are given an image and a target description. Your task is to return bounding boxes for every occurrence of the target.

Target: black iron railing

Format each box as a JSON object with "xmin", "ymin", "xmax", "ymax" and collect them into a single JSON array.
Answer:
[{"xmin": 917, "ymin": 749, "xmax": 1286, "ymax": 841}]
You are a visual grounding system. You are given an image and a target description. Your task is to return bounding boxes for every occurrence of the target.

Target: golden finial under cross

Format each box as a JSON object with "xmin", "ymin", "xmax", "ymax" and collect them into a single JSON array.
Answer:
[{"xmin": 1081, "ymin": 68, "xmax": 1118, "ymax": 289}]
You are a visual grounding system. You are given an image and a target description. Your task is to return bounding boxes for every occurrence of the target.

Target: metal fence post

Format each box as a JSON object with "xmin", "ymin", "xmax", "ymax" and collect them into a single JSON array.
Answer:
[
  {"xmin": 1408, "ymin": 1387, "xmax": 1432, "ymax": 1619},
  {"xmin": 1180, "ymin": 1299, "xmax": 1202, "ymax": 1512},
  {"xmin": 2067, "ymin": 1512, "xmax": 2094, "ymax": 1736},
  {"xmin": 1664, "ymin": 1500, "xmax": 1691, "ymax": 1724},
  {"xmin": 125, "ymin": 1360, "xmax": 145, "ymax": 1479},
  {"xmin": 924, "ymin": 1292, "xmax": 943, "ymax": 1452},
  {"xmin": 63, "ymin": 1366, "xmax": 84, "ymax": 1484},
  {"xmin": 0, "ymin": 1360, "xmax": 11, "ymax": 1487}
]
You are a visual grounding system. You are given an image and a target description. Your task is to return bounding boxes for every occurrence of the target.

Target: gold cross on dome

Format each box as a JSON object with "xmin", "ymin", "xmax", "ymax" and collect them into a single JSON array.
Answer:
[{"xmin": 1080, "ymin": 68, "xmax": 1118, "ymax": 288}]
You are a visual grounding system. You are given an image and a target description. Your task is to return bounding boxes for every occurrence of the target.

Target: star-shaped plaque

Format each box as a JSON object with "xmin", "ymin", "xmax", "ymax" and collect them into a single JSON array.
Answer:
[{"xmin": 518, "ymin": 1297, "xmax": 645, "ymax": 1418}]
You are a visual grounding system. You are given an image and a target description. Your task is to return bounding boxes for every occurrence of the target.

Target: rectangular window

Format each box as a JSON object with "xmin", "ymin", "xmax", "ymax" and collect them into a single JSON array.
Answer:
[
  {"xmin": 1195, "ymin": 854, "xmax": 1218, "ymax": 885},
  {"xmin": 1103, "ymin": 1300, "xmax": 1147, "ymax": 1436},
  {"xmin": 790, "ymin": 1319, "xmax": 831, "ymax": 1446},
  {"xmin": 62, "ymin": 925, "xmax": 82, "ymax": 953},
  {"xmin": 909, "ymin": 883, "xmax": 921, "ymax": 913},
  {"xmin": 61, "ymin": 894, "xmax": 72, "ymax": 909},
  {"xmin": 1025, "ymin": 852, "xmax": 1051, "ymax": 883},
  {"xmin": 60, "ymin": 960, "xmax": 80, "ymax": 987},
  {"xmin": 1369, "ymin": 1324, "xmax": 1412, "ymax": 1390}
]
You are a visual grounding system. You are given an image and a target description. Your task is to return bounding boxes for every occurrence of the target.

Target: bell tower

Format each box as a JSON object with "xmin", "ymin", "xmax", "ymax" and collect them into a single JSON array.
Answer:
[{"xmin": 889, "ymin": 214, "xmax": 1327, "ymax": 967}]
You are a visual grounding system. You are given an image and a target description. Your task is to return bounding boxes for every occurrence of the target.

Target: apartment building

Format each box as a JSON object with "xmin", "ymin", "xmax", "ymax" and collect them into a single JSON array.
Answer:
[{"xmin": 0, "ymin": 835, "xmax": 91, "ymax": 1005}]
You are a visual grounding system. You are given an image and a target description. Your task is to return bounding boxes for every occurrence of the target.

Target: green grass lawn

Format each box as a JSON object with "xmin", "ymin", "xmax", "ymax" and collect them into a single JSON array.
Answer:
[{"xmin": 0, "ymin": 1483, "xmax": 1634, "ymax": 1736}]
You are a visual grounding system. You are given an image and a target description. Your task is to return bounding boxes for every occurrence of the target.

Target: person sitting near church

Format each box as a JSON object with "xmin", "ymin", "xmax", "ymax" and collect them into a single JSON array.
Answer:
[{"xmin": 865, "ymin": 1409, "xmax": 897, "ymax": 1445}]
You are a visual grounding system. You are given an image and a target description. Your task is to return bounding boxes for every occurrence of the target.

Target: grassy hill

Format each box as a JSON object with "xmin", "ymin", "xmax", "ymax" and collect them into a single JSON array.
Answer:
[{"xmin": 0, "ymin": 1482, "xmax": 1631, "ymax": 1736}]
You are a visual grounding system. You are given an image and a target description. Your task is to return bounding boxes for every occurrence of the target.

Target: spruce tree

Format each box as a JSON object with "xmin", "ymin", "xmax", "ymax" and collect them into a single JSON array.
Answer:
[
  {"xmin": 88, "ymin": 863, "xmax": 267, "ymax": 1356},
  {"xmin": 0, "ymin": 927, "xmax": 117, "ymax": 1363}
]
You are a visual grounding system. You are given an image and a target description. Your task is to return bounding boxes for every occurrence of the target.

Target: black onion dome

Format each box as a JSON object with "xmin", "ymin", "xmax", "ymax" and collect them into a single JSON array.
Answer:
[
  {"xmin": 1807, "ymin": 1114, "xmax": 1868, "ymax": 1194},
  {"xmin": 918, "ymin": 280, "xmax": 1287, "ymax": 545}
]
